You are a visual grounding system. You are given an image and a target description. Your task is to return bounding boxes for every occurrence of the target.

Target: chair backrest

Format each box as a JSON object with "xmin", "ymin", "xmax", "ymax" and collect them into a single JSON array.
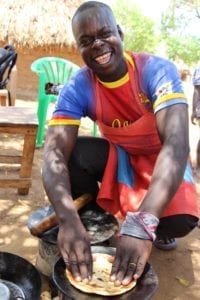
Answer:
[
  {"xmin": 0, "ymin": 45, "xmax": 18, "ymax": 90},
  {"xmin": 0, "ymin": 45, "xmax": 18, "ymax": 105},
  {"xmin": 31, "ymin": 57, "xmax": 80, "ymax": 100}
]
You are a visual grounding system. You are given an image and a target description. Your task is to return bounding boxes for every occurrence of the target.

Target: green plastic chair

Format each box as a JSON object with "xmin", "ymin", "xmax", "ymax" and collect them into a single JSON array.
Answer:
[{"xmin": 31, "ymin": 56, "xmax": 80, "ymax": 147}]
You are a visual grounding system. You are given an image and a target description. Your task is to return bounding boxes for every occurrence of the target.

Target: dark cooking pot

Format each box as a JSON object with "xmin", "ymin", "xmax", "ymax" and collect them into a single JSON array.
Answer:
[
  {"xmin": 28, "ymin": 206, "xmax": 119, "ymax": 245},
  {"xmin": 53, "ymin": 246, "xmax": 159, "ymax": 300},
  {"xmin": 0, "ymin": 252, "xmax": 41, "ymax": 300}
]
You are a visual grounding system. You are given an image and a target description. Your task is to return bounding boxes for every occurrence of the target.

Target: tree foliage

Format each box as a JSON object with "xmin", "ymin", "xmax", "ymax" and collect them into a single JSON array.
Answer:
[
  {"xmin": 112, "ymin": 0, "xmax": 199, "ymax": 65},
  {"xmin": 166, "ymin": 36, "xmax": 200, "ymax": 65},
  {"xmin": 160, "ymin": 0, "xmax": 200, "ymax": 64},
  {"xmin": 112, "ymin": 0, "xmax": 158, "ymax": 53}
]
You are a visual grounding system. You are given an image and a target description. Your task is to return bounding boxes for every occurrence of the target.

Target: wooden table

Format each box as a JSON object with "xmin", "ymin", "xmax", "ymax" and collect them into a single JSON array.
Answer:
[
  {"xmin": 0, "ymin": 90, "xmax": 9, "ymax": 106},
  {"xmin": 0, "ymin": 106, "xmax": 38, "ymax": 195}
]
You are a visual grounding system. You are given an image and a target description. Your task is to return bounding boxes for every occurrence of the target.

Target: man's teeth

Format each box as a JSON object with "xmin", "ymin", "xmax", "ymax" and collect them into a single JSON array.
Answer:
[{"xmin": 95, "ymin": 53, "xmax": 111, "ymax": 64}]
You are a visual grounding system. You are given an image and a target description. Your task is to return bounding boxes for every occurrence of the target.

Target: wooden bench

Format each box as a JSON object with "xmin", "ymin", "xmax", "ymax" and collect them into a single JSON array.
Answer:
[{"xmin": 0, "ymin": 106, "xmax": 38, "ymax": 195}]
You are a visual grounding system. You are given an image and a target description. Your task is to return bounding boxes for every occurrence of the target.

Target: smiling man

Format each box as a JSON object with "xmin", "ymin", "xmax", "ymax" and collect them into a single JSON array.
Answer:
[{"xmin": 42, "ymin": 1, "xmax": 199, "ymax": 287}]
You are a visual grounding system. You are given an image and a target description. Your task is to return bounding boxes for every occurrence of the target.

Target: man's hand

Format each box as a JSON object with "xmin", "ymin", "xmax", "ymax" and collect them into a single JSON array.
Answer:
[
  {"xmin": 58, "ymin": 219, "xmax": 92, "ymax": 282},
  {"xmin": 191, "ymin": 112, "xmax": 200, "ymax": 125},
  {"xmin": 110, "ymin": 235, "xmax": 152, "ymax": 286}
]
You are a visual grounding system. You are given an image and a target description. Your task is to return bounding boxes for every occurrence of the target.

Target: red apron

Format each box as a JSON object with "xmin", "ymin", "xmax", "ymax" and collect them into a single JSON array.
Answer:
[{"xmin": 94, "ymin": 54, "xmax": 199, "ymax": 220}]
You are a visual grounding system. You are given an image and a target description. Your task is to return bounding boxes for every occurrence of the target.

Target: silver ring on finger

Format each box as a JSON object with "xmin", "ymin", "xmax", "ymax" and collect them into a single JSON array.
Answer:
[
  {"xmin": 129, "ymin": 262, "xmax": 137, "ymax": 269},
  {"xmin": 78, "ymin": 261, "xmax": 88, "ymax": 266},
  {"xmin": 64, "ymin": 260, "xmax": 77, "ymax": 266},
  {"xmin": 64, "ymin": 261, "xmax": 70, "ymax": 267}
]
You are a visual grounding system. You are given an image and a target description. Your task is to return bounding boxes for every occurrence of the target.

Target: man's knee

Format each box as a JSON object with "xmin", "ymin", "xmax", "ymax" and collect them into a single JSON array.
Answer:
[{"xmin": 156, "ymin": 214, "xmax": 199, "ymax": 238}]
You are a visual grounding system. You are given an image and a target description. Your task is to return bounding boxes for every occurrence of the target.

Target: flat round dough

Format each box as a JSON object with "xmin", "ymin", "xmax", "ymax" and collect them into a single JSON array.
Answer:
[{"xmin": 66, "ymin": 253, "xmax": 136, "ymax": 296}]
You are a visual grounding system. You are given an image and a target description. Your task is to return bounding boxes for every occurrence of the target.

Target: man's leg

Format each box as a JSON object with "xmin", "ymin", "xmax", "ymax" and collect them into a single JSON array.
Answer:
[
  {"xmin": 68, "ymin": 136, "xmax": 109, "ymax": 210},
  {"xmin": 155, "ymin": 214, "xmax": 199, "ymax": 250}
]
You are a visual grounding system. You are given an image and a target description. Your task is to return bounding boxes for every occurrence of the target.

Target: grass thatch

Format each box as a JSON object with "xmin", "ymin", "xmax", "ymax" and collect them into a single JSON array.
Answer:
[{"xmin": 0, "ymin": 0, "xmax": 84, "ymax": 48}]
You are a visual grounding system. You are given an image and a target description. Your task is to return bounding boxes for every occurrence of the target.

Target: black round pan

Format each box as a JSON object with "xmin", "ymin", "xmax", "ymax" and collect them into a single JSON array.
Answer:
[
  {"xmin": 29, "ymin": 207, "xmax": 119, "ymax": 245},
  {"xmin": 53, "ymin": 246, "xmax": 159, "ymax": 300},
  {"xmin": 0, "ymin": 252, "xmax": 41, "ymax": 300}
]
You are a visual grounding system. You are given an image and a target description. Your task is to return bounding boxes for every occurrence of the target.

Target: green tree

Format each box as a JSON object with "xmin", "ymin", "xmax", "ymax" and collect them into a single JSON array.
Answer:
[
  {"xmin": 166, "ymin": 36, "xmax": 200, "ymax": 65},
  {"xmin": 112, "ymin": 0, "xmax": 158, "ymax": 53},
  {"xmin": 160, "ymin": 0, "xmax": 200, "ymax": 64}
]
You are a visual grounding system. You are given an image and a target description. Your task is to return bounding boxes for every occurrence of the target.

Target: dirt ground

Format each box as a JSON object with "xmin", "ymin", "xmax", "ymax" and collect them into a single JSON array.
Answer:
[{"xmin": 0, "ymin": 99, "xmax": 199, "ymax": 300}]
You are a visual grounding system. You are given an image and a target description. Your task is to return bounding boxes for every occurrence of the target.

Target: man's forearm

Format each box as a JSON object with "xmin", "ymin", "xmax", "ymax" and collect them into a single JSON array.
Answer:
[
  {"xmin": 42, "ymin": 155, "xmax": 79, "ymax": 223},
  {"xmin": 42, "ymin": 125, "xmax": 79, "ymax": 222},
  {"xmin": 138, "ymin": 140, "xmax": 189, "ymax": 218}
]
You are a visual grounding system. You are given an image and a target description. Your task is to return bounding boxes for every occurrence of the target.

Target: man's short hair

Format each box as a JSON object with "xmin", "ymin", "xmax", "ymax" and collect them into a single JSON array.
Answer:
[{"xmin": 72, "ymin": 1, "xmax": 112, "ymax": 21}]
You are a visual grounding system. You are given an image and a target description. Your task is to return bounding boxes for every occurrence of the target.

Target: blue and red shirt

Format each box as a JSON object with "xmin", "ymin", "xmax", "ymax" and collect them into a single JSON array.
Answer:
[{"xmin": 49, "ymin": 51, "xmax": 187, "ymax": 127}]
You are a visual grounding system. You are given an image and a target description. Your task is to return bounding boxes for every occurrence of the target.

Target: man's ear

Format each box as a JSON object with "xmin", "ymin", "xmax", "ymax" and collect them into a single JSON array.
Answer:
[{"xmin": 117, "ymin": 24, "xmax": 124, "ymax": 41}]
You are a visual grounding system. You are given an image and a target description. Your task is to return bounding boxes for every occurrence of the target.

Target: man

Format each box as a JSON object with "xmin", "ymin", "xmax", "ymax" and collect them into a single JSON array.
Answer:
[
  {"xmin": 191, "ymin": 65, "xmax": 200, "ymax": 176},
  {"xmin": 42, "ymin": 1, "xmax": 199, "ymax": 286}
]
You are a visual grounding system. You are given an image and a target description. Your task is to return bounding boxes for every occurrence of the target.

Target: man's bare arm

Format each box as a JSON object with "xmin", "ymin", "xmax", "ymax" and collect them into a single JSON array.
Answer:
[{"xmin": 139, "ymin": 104, "xmax": 189, "ymax": 217}]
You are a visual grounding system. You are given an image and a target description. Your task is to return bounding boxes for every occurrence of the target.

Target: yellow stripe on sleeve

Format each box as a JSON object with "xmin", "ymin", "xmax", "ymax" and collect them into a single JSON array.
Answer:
[
  {"xmin": 48, "ymin": 119, "xmax": 81, "ymax": 126},
  {"xmin": 153, "ymin": 93, "xmax": 187, "ymax": 110}
]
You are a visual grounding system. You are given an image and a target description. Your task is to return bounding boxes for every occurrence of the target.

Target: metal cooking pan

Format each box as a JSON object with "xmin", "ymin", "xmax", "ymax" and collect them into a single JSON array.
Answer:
[
  {"xmin": 53, "ymin": 246, "xmax": 159, "ymax": 300},
  {"xmin": 29, "ymin": 207, "xmax": 119, "ymax": 245},
  {"xmin": 0, "ymin": 252, "xmax": 41, "ymax": 300}
]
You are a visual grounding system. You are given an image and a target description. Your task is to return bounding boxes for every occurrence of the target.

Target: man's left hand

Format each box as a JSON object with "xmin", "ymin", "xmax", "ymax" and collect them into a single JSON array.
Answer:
[{"xmin": 110, "ymin": 235, "xmax": 152, "ymax": 285}]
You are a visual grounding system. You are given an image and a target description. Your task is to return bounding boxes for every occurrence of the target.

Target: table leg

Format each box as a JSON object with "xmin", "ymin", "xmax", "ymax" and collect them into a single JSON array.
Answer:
[{"xmin": 18, "ymin": 131, "xmax": 37, "ymax": 195}]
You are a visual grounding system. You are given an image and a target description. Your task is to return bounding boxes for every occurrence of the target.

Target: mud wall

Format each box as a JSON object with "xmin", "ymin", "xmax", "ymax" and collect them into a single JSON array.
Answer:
[{"xmin": 0, "ymin": 43, "xmax": 83, "ymax": 101}]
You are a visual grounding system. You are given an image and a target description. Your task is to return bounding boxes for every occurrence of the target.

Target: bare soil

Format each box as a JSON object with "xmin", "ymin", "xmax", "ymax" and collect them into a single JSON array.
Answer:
[{"xmin": 0, "ymin": 99, "xmax": 199, "ymax": 300}]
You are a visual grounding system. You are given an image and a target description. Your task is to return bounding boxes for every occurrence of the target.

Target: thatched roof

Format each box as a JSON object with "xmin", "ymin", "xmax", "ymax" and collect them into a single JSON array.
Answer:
[{"xmin": 0, "ymin": 0, "xmax": 84, "ymax": 48}]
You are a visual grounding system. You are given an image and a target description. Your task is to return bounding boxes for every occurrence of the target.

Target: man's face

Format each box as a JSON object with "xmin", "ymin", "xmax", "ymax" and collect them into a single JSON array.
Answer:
[{"xmin": 72, "ymin": 7, "xmax": 126, "ymax": 82}]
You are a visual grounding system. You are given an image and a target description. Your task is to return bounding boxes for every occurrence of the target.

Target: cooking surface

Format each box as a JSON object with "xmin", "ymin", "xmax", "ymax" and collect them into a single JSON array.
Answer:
[
  {"xmin": 53, "ymin": 246, "xmax": 159, "ymax": 300},
  {"xmin": 80, "ymin": 210, "xmax": 119, "ymax": 244}
]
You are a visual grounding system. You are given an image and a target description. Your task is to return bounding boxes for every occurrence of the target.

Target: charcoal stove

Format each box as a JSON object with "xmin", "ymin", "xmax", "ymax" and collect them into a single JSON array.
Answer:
[
  {"xmin": 53, "ymin": 246, "xmax": 159, "ymax": 300},
  {"xmin": 0, "ymin": 252, "xmax": 41, "ymax": 300}
]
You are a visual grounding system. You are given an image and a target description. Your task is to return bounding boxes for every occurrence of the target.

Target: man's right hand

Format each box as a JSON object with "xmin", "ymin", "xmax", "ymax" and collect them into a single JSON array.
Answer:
[{"xmin": 57, "ymin": 219, "xmax": 93, "ymax": 282}]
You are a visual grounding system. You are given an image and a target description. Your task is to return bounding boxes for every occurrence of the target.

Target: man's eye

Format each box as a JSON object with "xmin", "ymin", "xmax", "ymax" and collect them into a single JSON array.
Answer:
[
  {"xmin": 80, "ymin": 38, "xmax": 93, "ymax": 47},
  {"xmin": 79, "ymin": 31, "xmax": 113, "ymax": 47},
  {"xmin": 100, "ymin": 31, "xmax": 112, "ymax": 38}
]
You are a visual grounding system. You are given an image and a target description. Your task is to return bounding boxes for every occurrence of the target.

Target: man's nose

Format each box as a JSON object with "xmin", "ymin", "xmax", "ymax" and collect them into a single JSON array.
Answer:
[{"xmin": 92, "ymin": 38, "xmax": 104, "ymax": 47}]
